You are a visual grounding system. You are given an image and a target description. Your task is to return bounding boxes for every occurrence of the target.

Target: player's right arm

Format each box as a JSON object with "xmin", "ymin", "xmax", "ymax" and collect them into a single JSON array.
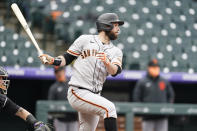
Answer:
[{"xmin": 39, "ymin": 35, "xmax": 84, "ymax": 66}]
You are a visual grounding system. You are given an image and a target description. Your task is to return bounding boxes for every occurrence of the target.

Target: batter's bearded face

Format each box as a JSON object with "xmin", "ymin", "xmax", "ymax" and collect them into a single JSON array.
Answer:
[{"xmin": 106, "ymin": 23, "xmax": 120, "ymax": 40}]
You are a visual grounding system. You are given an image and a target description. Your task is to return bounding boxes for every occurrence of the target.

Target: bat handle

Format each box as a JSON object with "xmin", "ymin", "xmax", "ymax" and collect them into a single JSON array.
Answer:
[
  {"xmin": 38, "ymin": 50, "xmax": 48, "ymax": 64},
  {"xmin": 39, "ymin": 54, "xmax": 48, "ymax": 65}
]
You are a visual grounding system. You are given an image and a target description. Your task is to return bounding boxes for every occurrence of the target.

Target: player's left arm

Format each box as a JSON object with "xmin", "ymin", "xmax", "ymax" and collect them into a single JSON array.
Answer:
[
  {"xmin": 104, "ymin": 62, "xmax": 121, "ymax": 76},
  {"xmin": 16, "ymin": 108, "xmax": 51, "ymax": 131},
  {"xmin": 0, "ymin": 94, "xmax": 50, "ymax": 130},
  {"xmin": 96, "ymin": 49, "xmax": 123, "ymax": 76},
  {"xmin": 166, "ymin": 81, "xmax": 175, "ymax": 103}
]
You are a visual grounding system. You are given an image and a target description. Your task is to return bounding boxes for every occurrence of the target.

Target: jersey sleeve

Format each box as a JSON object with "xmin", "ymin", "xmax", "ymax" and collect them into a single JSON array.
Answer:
[
  {"xmin": 111, "ymin": 49, "xmax": 123, "ymax": 68},
  {"xmin": 67, "ymin": 35, "xmax": 86, "ymax": 56},
  {"xmin": 0, "ymin": 94, "xmax": 20, "ymax": 115}
]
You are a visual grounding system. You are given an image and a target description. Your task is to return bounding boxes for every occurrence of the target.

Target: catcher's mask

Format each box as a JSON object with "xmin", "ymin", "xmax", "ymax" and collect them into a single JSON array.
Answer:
[{"xmin": 0, "ymin": 67, "xmax": 10, "ymax": 94}]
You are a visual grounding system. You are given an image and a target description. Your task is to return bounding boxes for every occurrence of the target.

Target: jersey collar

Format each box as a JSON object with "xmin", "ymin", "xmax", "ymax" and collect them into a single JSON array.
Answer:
[{"xmin": 95, "ymin": 35, "xmax": 114, "ymax": 49}]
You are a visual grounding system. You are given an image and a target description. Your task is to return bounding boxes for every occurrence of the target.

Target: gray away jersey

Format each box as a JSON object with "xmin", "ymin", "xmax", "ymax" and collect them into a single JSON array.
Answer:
[{"xmin": 67, "ymin": 35, "xmax": 123, "ymax": 93}]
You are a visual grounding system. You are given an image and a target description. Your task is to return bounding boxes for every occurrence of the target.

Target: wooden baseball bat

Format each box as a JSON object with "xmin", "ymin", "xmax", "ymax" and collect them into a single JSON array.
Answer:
[
  {"xmin": 11, "ymin": 3, "xmax": 48, "ymax": 64},
  {"xmin": 11, "ymin": 3, "xmax": 43, "ymax": 55}
]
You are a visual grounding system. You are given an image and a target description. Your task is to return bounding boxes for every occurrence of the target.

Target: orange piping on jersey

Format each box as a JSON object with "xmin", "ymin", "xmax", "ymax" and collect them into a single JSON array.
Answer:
[
  {"xmin": 67, "ymin": 50, "xmax": 80, "ymax": 56},
  {"xmin": 117, "ymin": 57, "xmax": 122, "ymax": 63},
  {"xmin": 71, "ymin": 89, "xmax": 109, "ymax": 118},
  {"xmin": 112, "ymin": 62, "xmax": 122, "ymax": 67}
]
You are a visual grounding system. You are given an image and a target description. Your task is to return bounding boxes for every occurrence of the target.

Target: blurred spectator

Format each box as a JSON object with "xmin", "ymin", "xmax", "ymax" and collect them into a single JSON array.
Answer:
[
  {"xmin": 133, "ymin": 59, "xmax": 175, "ymax": 131},
  {"xmin": 48, "ymin": 66, "xmax": 78, "ymax": 131},
  {"xmin": 51, "ymin": 11, "xmax": 63, "ymax": 21}
]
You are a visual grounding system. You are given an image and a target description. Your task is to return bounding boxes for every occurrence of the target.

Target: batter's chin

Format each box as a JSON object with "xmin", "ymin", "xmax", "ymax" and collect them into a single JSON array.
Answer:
[{"xmin": 106, "ymin": 31, "xmax": 118, "ymax": 40}]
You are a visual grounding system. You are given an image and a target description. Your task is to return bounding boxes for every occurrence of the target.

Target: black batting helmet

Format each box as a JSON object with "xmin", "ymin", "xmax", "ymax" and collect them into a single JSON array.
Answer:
[
  {"xmin": 0, "ymin": 67, "xmax": 10, "ymax": 94},
  {"xmin": 96, "ymin": 13, "xmax": 124, "ymax": 32}
]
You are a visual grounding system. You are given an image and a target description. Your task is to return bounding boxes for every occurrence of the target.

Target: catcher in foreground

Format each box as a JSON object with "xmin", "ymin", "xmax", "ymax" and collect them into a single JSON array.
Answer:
[{"xmin": 0, "ymin": 66, "xmax": 51, "ymax": 131}]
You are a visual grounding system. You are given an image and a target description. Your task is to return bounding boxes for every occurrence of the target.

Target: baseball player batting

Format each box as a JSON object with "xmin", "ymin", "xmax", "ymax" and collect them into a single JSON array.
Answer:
[
  {"xmin": 0, "ymin": 67, "xmax": 51, "ymax": 131},
  {"xmin": 39, "ymin": 13, "xmax": 124, "ymax": 131}
]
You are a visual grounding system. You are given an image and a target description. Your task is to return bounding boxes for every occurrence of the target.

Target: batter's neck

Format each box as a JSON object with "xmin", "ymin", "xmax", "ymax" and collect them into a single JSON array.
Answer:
[{"xmin": 98, "ymin": 32, "xmax": 110, "ymax": 45}]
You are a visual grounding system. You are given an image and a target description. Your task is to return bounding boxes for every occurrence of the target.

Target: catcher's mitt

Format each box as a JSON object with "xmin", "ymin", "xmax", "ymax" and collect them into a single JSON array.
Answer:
[{"xmin": 34, "ymin": 121, "xmax": 51, "ymax": 131}]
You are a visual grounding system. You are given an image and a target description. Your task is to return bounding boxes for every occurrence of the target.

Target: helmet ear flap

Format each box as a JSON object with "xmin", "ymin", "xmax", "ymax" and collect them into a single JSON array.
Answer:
[{"xmin": 96, "ymin": 21, "xmax": 113, "ymax": 32}]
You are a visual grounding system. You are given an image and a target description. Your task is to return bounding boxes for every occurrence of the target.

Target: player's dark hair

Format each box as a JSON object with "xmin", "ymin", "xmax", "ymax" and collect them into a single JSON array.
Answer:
[
  {"xmin": 97, "ymin": 30, "xmax": 102, "ymax": 33},
  {"xmin": 54, "ymin": 66, "xmax": 65, "ymax": 73}
]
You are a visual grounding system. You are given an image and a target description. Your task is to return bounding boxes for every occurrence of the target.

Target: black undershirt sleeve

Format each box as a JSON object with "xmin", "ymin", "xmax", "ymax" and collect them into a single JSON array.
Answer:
[
  {"xmin": 0, "ymin": 93, "xmax": 6, "ymax": 109},
  {"xmin": 63, "ymin": 53, "xmax": 77, "ymax": 65},
  {"xmin": 111, "ymin": 64, "xmax": 122, "ymax": 77},
  {"xmin": 3, "ymin": 96, "xmax": 20, "ymax": 115}
]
